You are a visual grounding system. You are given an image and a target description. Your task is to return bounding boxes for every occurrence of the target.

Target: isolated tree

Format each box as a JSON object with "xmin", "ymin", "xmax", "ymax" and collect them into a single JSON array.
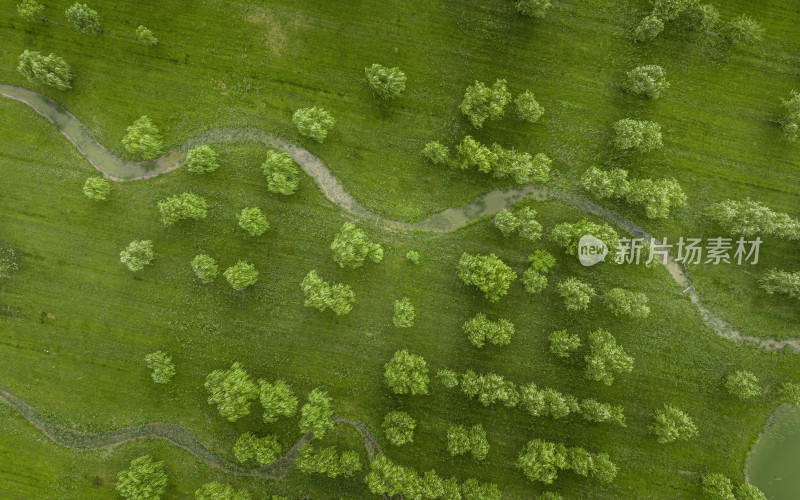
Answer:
[
  {"xmin": 205, "ymin": 362, "xmax": 258, "ymax": 422},
  {"xmin": 460, "ymin": 79, "xmax": 512, "ymax": 128},
  {"xmin": 299, "ymin": 388, "xmax": 334, "ymax": 438},
  {"xmin": 759, "ymin": 269, "xmax": 800, "ymax": 299},
  {"xmin": 191, "ymin": 254, "xmax": 218, "ymax": 283},
  {"xmin": 300, "ymin": 270, "xmax": 356, "ymax": 315},
  {"xmin": 530, "ymin": 250, "xmax": 556, "ymax": 273},
  {"xmin": 83, "ymin": 176, "xmax": 111, "ymax": 200},
  {"xmin": 634, "ymin": 14, "xmax": 664, "ymax": 42},
  {"xmin": 158, "ymin": 193, "xmax": 208, "ymax": 226},
  {"xmin": 123, "ymin": 116, "xmax": 163, "ymax": 160},
  {"xmin": 461, "ymin": 371, "xmax": 519, "ymax": 407},
  {"xmin": 726, "ymin": 370, "xmax": 761, "ymax": 399},
  {"xmin": 550, "ymin": 219, "xmax": 619, "ymax": 256},
  {"xmin": 422, "ymin": 141, "xmax": 450, "ymax": 166},
  {"xmin": 455, "ymin": 136, "xmax": 496, "ymax": 172},
  {"xmin": 383, "ymin": 411, "xmax": 416, "ymax": 446},
  {"xmin": 580, "ymin": 399, "xmax": 626, "ymax": 427},
  {"xmin": 603, "ymin": 288, "xmax": 650, "ymax": 318},
  {"xmin": 115, "ymin": 455, "xmax": 167, "ymax": 500},
  {"xmin": 463, "ymin": 313, "xmax": 514, "ymax": 348},
  {"xmin": 365, "ymin": 64, "xmax": 407, "ymax": 100},
  {"xmin": 292, "ymin": 107, "xmax": 335, "ymax": 143},
  {"xmin": 258, "ymin": 379, "xmax": 298, "ymax": 424},
  {"xmin": 331, "ymin": 222, "xmax": 383, "ymax": 268},
  {"xmin": 120, "ymin": 240, "xmax": 154, "ymax": 272},
  {"xmin": 652, "ymin": 404, "xmax": 697, "ymax": 443},
  {"xmin": 626, "ymin": 65, "xmax": 669, "ymax": 99},
  {"xmin": 136, "ymin": 25, "xmax": 158, "ymax": 46},
  {"xmin": 384, "ymin": 349, "xmax": 429, "ymax": 395},
  {"xmin": 701, "ymin": 473, "xmax": 734, "ymax": 500},
  {"xmin": 17, "ymin": 0, "xmax": 44, "ymax": 21},
  {"xmin": 515, "ymin": 91, "xmax": 544, "ymax": 122},
  {"xmin": 557, "ymin": 278, "xmax": 595, "ymax": 311},
  {"xmin": 233, "ymin": 432, "xmax": 281, "ymax": 466},
  {"xmin": 437, "ymin": 368, "xmax": 460, "ymax": 389},
  {"xmin": 237, "ymin": 207, "xmax": 269, "ymax": 236},
  {"xmin": 406, "ymin": 250, "xmax": 421, "ymax": 264},
  {"xmin": 515, "ymin": 0, "xmax": 551, "ymax": 18},
  {"xmin": 261, "ymin": 150, "xmax": 300, "ymax": 195},
  {"xmin": 734, "ymin": 483, "xmax": 767, "ymax": 500},
  {"xmin": 195, "ymin": 482, "xmax": 252, "ymax": 500},
  {"xmin": 223, "ymin": 261, "xmax": 258, "ymax": 290},
  {"xmin": 585, "ymin": 329, "xmax": 633, "ymax": 385},
  {"xmin": 457, "ymin": 253, "xmax": 516, "ymax": 302},
  {"xmin": 17, "ymin": 50, "xmax": 72, "ymax": 90},
  {"xmin": 144, "ymin": 351, "xmax": 175, "ymax": 384},
  {"xmin": 393, "ymin": 297, "xmax": 415, "ymax": 328},
  {"xmin": 65, "ymin": 3, "xmax": 99, "ymax": 34},
  {"xmin": 726, "ymin": 15, "xmax": 764, "ymax": 44},
  {"xmin": 613, "ymin": 119, "xmax": 663, "ymax": 152},
  {"xmin": 185, "ymin": 145, "xmax": 219, "ymax": 173},
  {"xmin": 549, "ymin": 329, "xmax": 581, "ymax": 358},
  {"xmin": 516, "ymin": 439, "xmax": 567, "ymax": 484},
  {"xmin": 582, "ymin": 167, "xmax": 630, "ymax": 200}
]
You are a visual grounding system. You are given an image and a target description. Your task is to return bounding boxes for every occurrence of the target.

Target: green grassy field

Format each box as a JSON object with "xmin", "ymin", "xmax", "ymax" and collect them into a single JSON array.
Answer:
[{"xmin": 1, "ymin": 0, "xmax": 799, "ymax": 498}]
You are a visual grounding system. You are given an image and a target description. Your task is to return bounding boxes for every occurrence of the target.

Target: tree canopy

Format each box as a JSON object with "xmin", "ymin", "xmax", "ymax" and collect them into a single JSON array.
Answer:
[
  {"xmin": 120, "ymin": 240, "xmax": 155, "ymax": 272},
  {"xmin": 652, "ymin": 404, "xmax": 698, "ymax": 443},
  {"xmin": 204, "ymin": 362, "xmax": 258, "ymax": 421},
  {"xmin": 158, "ymin": 193, "xmax": 208, "ymax": 226},
  {"xmin": 613, "ymin": 119, "xmax": 663, "ymax": 152},
  {"xmin": 457, "ymin": 253, "xmax": 517, "ymax": 302},
  {"xmin": 17, "ymin": 50, "xmax": 72, "ymax": 90},
  {"xmin": 122, "ymin": 116, "xmax": 163, "ymax": 160},
  {"xmin": 185, "ymin": 145, "xmax": 219, "ymax": 173},
  {"xmin": 191, "ymin": 254, "xmax": 219, "ymax": 283},
  {"xmin": 383, "ymin": 411, "xmax": 416, "ymax": 446},
  {"xmin": 365, "ymin": 64, "xmax": 407, "ymax": 100},
  {"xmin": 584, "ymin": 329, "xmax": 634, "ymax": 385},
  {"xmin": 237, "ymin": 207, "xmax": 270, "ymax": 236},
  {"xmin": 144, "ymin": 351, "xmax": 175, "ymax": 384},
  {"xmin": 259, "ymin": 379, "xmax": 298, "ymax": 423},
  {"xmin": 292, "ymin": 107, "xmax": 335, "ymax": 143},
  {"xmin": 300, "ymin": 270, "xmax": 356, "ymax": 315},
  {"xmin": 115, "ymin": 455, "xmax": 167, "ymax": 500},
  {"xmin": 83, "ymin": 176, "xmax": 111, "ymax": 200},
  {"xmin": 299, "ymin": 388, "xmax": 334, "ymax": 438},
  {"xmin": 331, "ymin": 222, "xmax": 383, "ymax": 268},
  {"xmin": 384, "ymin": 349, "xmax": 429, "ymax": 395},
  {"xmin": 223, "ymin": 261, "xmax": 258, "ymax": 290},
  {"xmin": 625, "ymin": 65, "xmax": 669, "ymax": 99},
  {"xmin": 195, "ymin": 482, "xmax": 252, "ymax": 500},
  {"xmin": 261, "ymin": 150, "xmax": 300, "ymax": 195},
  {"xmin": 460, "ymin": 79, "xmax": 512, "ymax": 128},
  {"xmin": 65, "ymin": 3, "xmax": 100, "ymax": 34}
]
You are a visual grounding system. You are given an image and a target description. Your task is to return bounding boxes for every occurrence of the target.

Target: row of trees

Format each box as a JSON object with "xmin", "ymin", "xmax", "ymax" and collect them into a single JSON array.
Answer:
[
  {"xmin": 460, "ymin": 79, "xmax": 544, "ymax": 128},
  {"xmin": 516, "ymin": 438, "xmax": 617, "ymax": 484},
  {"xmin": 634, "ymin": 0, "xmax": 763, "ymax": 45},
  {"xmin": 704, "ymin": 198, "xmax": 800, "ymax": 240},
  {"xmin": 758, "ymin": 269, "xmax": 800, "ymax": 301},
  {"xmin": 582, "ymin": 166, "xmax": 687, "ymax": 219},
  {"xmin": 521, "ymin": 382, "xmax": 627, "ymax": 426}
]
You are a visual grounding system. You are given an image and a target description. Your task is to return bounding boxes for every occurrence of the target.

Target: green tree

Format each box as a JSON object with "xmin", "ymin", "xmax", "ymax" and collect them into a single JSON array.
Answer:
[
  {"xmin": 725, "ymin": 370, "xmax": 761, "ymax": 399},
  {"xmin": 292, "ymin": 107, "xmax": 335, "ymax": 143},
  {"xmin": 529, "ymin": 250, "xmax": 556, "ymax": 273},
  {"xmin": 17, "ymin": 50, "xmax": 72, "ymax": 90},
  {"xmin": 237, "ymin": 207, "xmax": 269, "ymax": 236},
  {"xmin": 557, "ymin": 278, "xmax": 595, "ymax": 311},
  {"xmin": 514, "ymin": 91, "xmax": 544, "ymax": 122},
  {"xmin": 461, "ymin": 478, "xmax": 502, "ymax": 500},
  {"xmin": 115, "ymin": 455, "xmax": 167, "ymax": 500},
  {"xmin": 0, "ymin": 243, "xmax": 19, "ymax": 279},
  {"xmin": 463, "ymin": 313, "xmax": 514, "ymax": 348},
  {"xmin": 613, "ymin": 118, "xmax": 663, "ymax": 152},
  {"xmin": 364, "ymin": 64, "xmax": 407, "ymax": 100},
  {"xmin": 195, "ymin": 482, "xmax": 252, "ymax": 500},
  {"xmin": 135, "ymin": 25, "xmax": 158, "ymax": 46},
  {"xmin": 297, "ymin": 444, "xmax": 361, "ymax": 478},
  {"xmin": 516, "ymin": 439, "xmax": 567, "ymax": 484},
  {"xmin": 233, "ymin": 432, "xmax": 281, "ymax": 466},
  {"xmin": 493, "ymin": 210, "xmax": 519, "ymax": 237},
  {"xmin": 734, "ymin": 482, "xmax": 767, "ymax": 500},
  {"xmin": 259, "ymin": 379, "xmax": 298, "ymax": 423},
  {"xmin": 185, "ymin": 145, "xmax": 219, "ymax": 173},
  {"xmin": 158, "ymin": 193, "xmax": 208, "ymax": 226},
  {"xmin": 144, "ymin": 351, "xmax": 175, "ymax": 384},
  {"xmin": 626, "ymin": 65, "xmax": 669, "ymax": 99},
  {"xmin": 191, "ymin": 254, "xmax": 219, "ymax": 283},
  {"xmin": 779, "ymin": 382, "xmax": 800, "ymax": 408},
  {"xmin": 549, "ymin": 329, "xmax": 581, "ymax": 358},
  {"xmin": 584, "ymin": 329, "xmax": 634, "ymax": 385},
  {"xmin": 83, "ymin": 176, "xmax": 111, "ymax": 200},
  {"xmin": 383, "ymin": 411, "xmax": 416, "ymax": 446},
  {"xmin": 17, "ymin": 0, "xmax": 44, "ymax": 21},
  {"xmin": 522, "ymin": 268, "xmax": 548, "ymax": 294},
  {"xmin": 759, "ymin": 269, "xmax": 800, "ymax": 299},
  {"xmin": 581, "ymin": 167, "xmax": 630, "ymax": 200},
  {"xmin": 393, "ymin": 297, "xmax": 415, "ymax": 328},
  {"xmin": 550, "ymin": 219, "xmax": 619, "ymax": 256},
  {"xmin": 603, "ymin": 288, "xmax": 650, "ymax": 318},
  {"xmin": 685, "ymin": 3, "xmax": 719, "ymax": 31},
  {"xmin": 468, "ymin": 424, "xmax": 489, "ymax": 461},
  {"xmin": 517, "ymin": 207, "xmax": 543, "ymax": 240},
  {"xmin": 65, "ymin": 3, "xmax": 99, "ymax": 34},
  {"xmin": 461, "ymin": 371, "xmax": 519, "ymax": 407},
  {"xmin": 223, "ymin": 261, "xmax": 258, "ymax": 290},
  {"xmin": 436, "ymin": 368, "xmax": 460, "ymax": 389},
  {"xmin": 122, "ymin": 116, "xmax": 163, "ymax": 160},
  {"xmin": 261, "ymin": 150, "xmax": 300, "ymax": 195},
  {"xmin": 625, "ymin": 178, "xmax": 686, "ymax": 219},
  {"xmin": 590, "ymin": 453, "xmax": 618, "ymax": 483},
  {"xmin": 634, "ymin": 14, "xmax": 664, "ymax": 42},
  {"xmin": 726, "ymin": 15, "xmax": 764, "ymax": 44},
  {"xmin": 515, "ymin": 0, "xmax": 552, "ymax": 19},
  {"xmin": 652, "ymin": 0, "xmax": 691, "ymax": 21},
  {"xmin": 652, "ymin": 404, "xmax": 698, "ymax": 443},
  {"xmin": 781, "ymin": 90, "xmax": 800, "ymax": 142},
  {"xmin": 331, "ymin": 222, "xmax": 383, "ymax": 268},
  {"xmin": 300, "ymin": 270, "xmax": 356, "ymax": 315},
  {"xmin": 492, "ymin": 146, "xmax": 551, "ymax": 183},
  {"xmin": 455, "ymin": 136, "xmax": 495, "ymax": 172},
  {"xmin": 120, "ymin": 240, "xmax": 155, "ymax": 272},
  {"xmin": 457, "ymin": 252, "xmax": 517, "ymax": 302},
  {"xmin": 422, "ymin": 141, "xmax": 450, "ymax": 166},
  {"xmin": 520, "ymin": 383, "xmax": 579, "ymax": 419},
  {"xmin": 705, "ymin": 199, "xmax": 800, "ymax": 240},
  {"xmin": 446, "ymin": 424, "xmax": 471, "ymax": 456},
  {"xmin": 204, "ymin": 362, "xmax": 258, "ymax": 422},
  {"xmin": 299, "ymin": 388, "xmax": 334, "ymax": 438},
  {"xmin": 580, "ymin": 399, "xmax": 626, "ymax": 427},
  {"xmin": 384, "ymin": 349, "xmax": 429, "ymax": 395},
  {"xmin": 406, "ymin": 250, "xmax": 421, "ymax": 264},
  {"xmin": 701, "ymin": 473, "xmax": 735, "ymax": 500},
  {"xmin": 460, "ymin": 79, "xmax": 512, "ymax": 128}
]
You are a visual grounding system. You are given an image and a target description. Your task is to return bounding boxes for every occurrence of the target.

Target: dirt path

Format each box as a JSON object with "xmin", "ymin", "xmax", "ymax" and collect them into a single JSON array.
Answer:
[{"xmin": 2, "ymin": 84, "xmax": 797, "ymax": 352}]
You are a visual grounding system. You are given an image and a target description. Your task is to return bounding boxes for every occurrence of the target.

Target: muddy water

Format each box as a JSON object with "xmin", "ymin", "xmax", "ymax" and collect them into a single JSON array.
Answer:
[{"xmin": 747, "ymin": 406, "xmax": 800, "ymax": 499}]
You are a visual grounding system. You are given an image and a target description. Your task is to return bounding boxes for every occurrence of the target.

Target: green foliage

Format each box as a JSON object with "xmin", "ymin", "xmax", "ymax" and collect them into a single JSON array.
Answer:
[
  {"xmin": 778, "ymin": 382, "xmax": 800, "ymax": 409},
  {"xmin": 463, "ymin": 313, "xmax": 514, "ymax": 348},
  {"xmin": 233, "ymin": 432, "xmax": 280, "ymax": 466},
  {"xmin": 447, "ymin": 424, "xmax": 489, "ymax": 461},
  {"xmin": 625, "ymin": 65, "xmax": 669, "ymax": 99},
  {"xmin": 204, "ymin": 362, "xmax": 258, "ymax": 422},
  {"xmin": 493, "ymin": 146, "xmax": 552, "ymax": 184},
  {"xmin": 701, "ymin": 473, "xmax": 735, "ymax": 500},
  {"xmin": 65, "ymin": 3, "xmax": 99, "ymax": 34},
  {"xmin": 520, "ymin": 383, "xmax": 579, "ymax": 419},
  {"xmin": 549, "ymin": 329, "xmax": 580, "ymax": 358},
  {"xmin": 529, "ymin": 250, "xmax": 556, "ymax": 273},
  {"xmin": 457, "ymin": 252, "xmax": 517, "ymax": 302},
  {"xmin": 185, "ymin": 145, "xmax": 219, "ymax": 173},
  {"xmin": 726, "ymin": 15, "xmax": 765, "ymax": 44},
  {"xmin": 191, "ymin": 254, "xmax": 219, "ymax": 283},
  {"xmin": 460, "ymin": 79, "xmax": 511, "ymax": 128},
  {"xmin": 299, "ymin": 388, "xmax": 334, "ymax": 438},
  {"xmin": 725, "ymin": 370, "xmax": 761, "ymax": 399},
  {"xmin": 455, "ymin": 136, "xmax": 495, "ymax": 172},
  {"xmin": 580, "ymin": 399, "xmax": 626, "ymax": 427},
  {"xmin": 585, "ymin": 329, "xmax": 634, "ymax": 385},
  {"xmin": 122, "ymin": 116, "xmax": 163, "ymax": 160},
  {"xmin": 292, "ymin": 107, "xmax": 335, "ymax": 143},
  {"xmin": 115, "ymin": 455, "xmax": 167, "ymax": 500},
  {"xmin": 297, "ymin": 444, "xmax": 362, "ymax": 478},
  {"xmin": 436, "ymin": 368, "xmax": 460, "ymax": 389},
  {"xmin": 0, "ymin": 243, "xmax": 19, "ymax": 279},
  {"xmin": 195, "ymin": 482, "xmax": 252, "ymax": 500},
  {"xmin": 461, "ymin": 370, "xmax": 519, "ymax": 407},
  {"xmin": 581, "ymin": 166, "xmax": 630, "ymax": 200},
  {"xmin": 734, "ymin": 482, "xmax": 767, "ymax": 500},
  {"xmin": 405, "ymin": 250, "xmax": 421, "ymax": 264},
  {"xmin": 557, "ymin": 277, "xmax": 595, "ymax": 311},
  {"xmin": 685, "ymin": 3, "xmax": 719, "ymax": 31},
  {"xmin": 17, "ymin": 50, "xmax": 72, "ymax": 90},
  {"xmin": 17, "ymin": 0, "xmax": 44, "ymax": 21},
  {"xmin": 83, "ymin": 176, "xmax": 111, "ymax": 200},
  {"xmin": 260, "ymin": 150, "xmax": 300, "ymax": 195},
  {"xmin": 652, "ymin": 0, "xmax": 691, "ymax": 22},
  {"xmin": 223, "ymin": 261, "xmax": 258, "ymax": 290},
  {"xmin": 136, "ymin": 26, "xmax": 158, "ymax": 46},
  {"xmin": 144, "ymin": 351, "xmax": 175, "ymax": 384},
  {"xmin": 493, "ymin": 208, "xmax": 542, "ymax": 240},
  {"xmin": 383, "ymin": 411, "xmax": 416, "ymax": 446},
  {"xmin": 119, "ymin": 240, "xmax": 155, "ymax": 272},
  {"xmin": 603, "ymin": 288, "xmax": 650, "ymax": 318},
  {"xmin": 550, "ymin": 219, "xmax": 619, "ymax": 256},
  {"xmin": 461, "ymin": 478, "xmax": 502, "ymax": 500},
  {"xmin": 516, "ymin": 439, "xmax": 567, "ymax": 484},
  {"xmin": 384, "ymin": 349, "xmax": 429, "ymax": 395},
  {"xmin": 393, "ymin": 297, "xmax": 415, "ymax": 328},
  {"xmin": 538, "ymin": 493, "xmax": 563, "ymax": 500},
  {"xmin": 158, "ymin": 193, "xmax": 208, "ymax": 226},
  {"xmin": 652, "ymin": 404, "xmax": 698, "ymax": 443},
  {"xmin": 237, "ymin": 207, "xmax": 269, "ymax": 236},
  {"xmin": 258, "ymin": 379, "xmax": 298, "ymax": 423},
  {"xmin": 422, "ymin": 141, "xmax": 450, "ymax": 166},
  {"xmin": 627, "ymin": 178, "xmax": 686, "ymax": 219},
  {"xmin": 514, "ymin": 91, "xmax": 544, "ymax": 122},
  {"xmin": 781, "ymin": 90, "xmax": 800, "ymax": 142},
  {"xmin": 705, "ymin": 199, "xmax": 800, "ymax": 239},
  {"xmin": 522, "ymin": 268, "xmax": 547, "ymax": 294},
  {"xmin": 364, "ymin": 64, "xmax": 407, "ymax": 100},
  {"xmin": 300, "ymin": 270, "xmax": 356, "ymax": 315},
  {"xmin": 613, "ymin": 118, "xmax": 663, "ymax": 152},
  {"xmin": 635, "ymin": 14, "xmax": 664, "ymax": 42},
  {"xmin": 331, "ymin": 222, "xmax": 383, "ymax": 268},
  {"xmin": 493, "ymin": 209, "xmax": 519, "ymax": 237},
  {"xmin": 515, "ymin": 0, "xmax": 552, "ymax": 19}
]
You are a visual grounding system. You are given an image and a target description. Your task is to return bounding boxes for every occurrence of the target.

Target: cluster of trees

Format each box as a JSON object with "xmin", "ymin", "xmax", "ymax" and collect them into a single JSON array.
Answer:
[
  {"xmin": 195, "ymin": 482, "xmax": 254, "ymax": 500},
  {"xmin": 463, "ymin": 313, "xmax": 514, "ymax": 348},
  {"xmin": 331, "ymin": 222, "xmax": 383, "ymax": 268},
  {"xmin": 582, "ymin": 166, "xmax": 687, "ymax": 219},
  {"xmin": 158, "ymin": 192, "xmax": 208, "ymax": 226},
  {"xmin": 292, "ymin": 107, "xmax": 334, "ymax": 143},
  {"xmin": 460, "ymin": 79, "xmax": 545, "ymax": 128},
  {"xmin": 115, "ymin": 455, "xmax": 167, "ymax": 500},
  {"xmin": 758, "ymin": 269, "xmax": 800, "ymax": 301},
  {"xmin": 522, "ymin": 250, "xmax": 556, "ymax": 295},
  {"xmin": 704, "ymin": 198, "xmax": 800, "ymax": 240},
  {"xmin": 556, "ymin": 277, "xmax": 595, "ymax": 311},
  {"xmin": 144, "ymin": 351, "xmax": 175, "ymax": 384},
  {"xmin": 365, "ymin": 64, "xmax": 407, "ymax": 101},
  {"xmin": 233, "ymin": 432, "xmax": 281, "ymax": 466},
  {"xmin": 633, "ymin": 0, "xmax": 763, "ymax": 45},
  {"xmin": 520, "ymin": 382, "xmax": 626, "ymax": 427},
  {"xmin": 447, "ymin": 423, "xmax": 489, "ymax": 461},
  {"xmin": 365, "ymin": 456, "xmax": 502, "ymax": 500},
  {"xmin": 457, "ymin": 253, "xmax": 516, "ymax": 302},
  {"xmin": 516, "ymin": 439, "xmax": 617, "ymax": 484},
  {"xmin": 384, "ymin": 349, "xmax": 429, "ymax": 395},
  {"xmin": 301, "ymin": 270, "xmax": 356, "ymax": 315},
  {"xmin": 585, "ymin": 329, "xmax": 634, "ymax": 385},
  {"xmin": 123, "ymin": 116, "xmax": 163, "ymax": 160},
  {"xmin": 383, "ymin": 410, "xmax": 416, "ymax": 446},
  {"xmin": 461, "ymin": 370, "xmax": 519, "ymax": 408},
  {"xmin": 261, "ymin": 150, "xmax": 300, "ymax": 195},
  {"xmin": 237, "ymin": 207, "xmax": 269, "ymax": 236},
  {"xmin": 702, "ymin": 473, "xmax": 766, "ymax": 500},
  {"xmin": 185, "ymin": 145, "xmax": 220, "ymax": 173},
  {"xmin": 393, "ymin": 297, "xmax": 416, "ymax": 328},
  {"xmin": 423, "ymin": 137, "xmax": 551, "ymax": 185},
  {"xmin": 613, "ymin": 119, "xmax": 663, "ymax": 152},
  {"xmin": 550, "ymin": 219, "xmax": 619, "ymax": 256},
  {"xmin": 17, "ymin": 50, "xmax": 73, "ymax": 90},
  {"xmin": 296, "ymin": 444, "xmax": 362, "ymax": 478},
  {"xmin": 652, "ymin": 404, "xmax": 697, "ymax": 443},
  {"xmin": 493, "ymin": 207, "xmax": 542, "ymax": 240},
  {"xmin": 513, "ymin": 0, "xmax": 552, "ymax": 19},
  {"xmin": 625, "ymin": 65, "xmax": 669, "ymax": 99},
  {"xmin": 83, "ymin": 176, "xmax": 111, "ymax": 200},
  {"xmin": 780, "ymin": 90, "xmax": 800, "ymax": 142},
  {"xmin": 120, "ymin": 240, "xmax": 155, "ymax": 271},
  {"xmin": 603, "ymin": 288, "xmax": 651, "ymax": 318}
]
